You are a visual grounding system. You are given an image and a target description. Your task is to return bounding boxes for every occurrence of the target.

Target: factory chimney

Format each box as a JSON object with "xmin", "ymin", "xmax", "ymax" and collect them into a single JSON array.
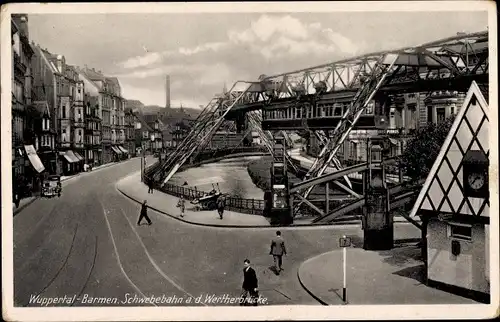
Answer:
[{"xmin": 165, "ymin": 75, "xmax": 171, "ymax": 109}]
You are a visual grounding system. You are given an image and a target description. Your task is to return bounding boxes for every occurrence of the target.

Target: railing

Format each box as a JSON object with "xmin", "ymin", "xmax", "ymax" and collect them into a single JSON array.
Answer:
[
  {"xmin": 192, "ymin": 146, "xmax": 269, "ymax": 163},
  {"xmin": 144, "ymin": 168, "xmax": 266, "ymax": 215}
]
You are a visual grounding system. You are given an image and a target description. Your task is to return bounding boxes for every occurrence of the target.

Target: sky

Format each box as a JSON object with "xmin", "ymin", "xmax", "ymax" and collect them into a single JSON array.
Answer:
[{"xmin": 28, "ymin": 11, "xmax": 488, "ymax": 109}]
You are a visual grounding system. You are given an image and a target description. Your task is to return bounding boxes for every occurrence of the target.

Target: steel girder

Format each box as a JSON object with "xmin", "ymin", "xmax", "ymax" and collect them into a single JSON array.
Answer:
[
  {"xmin": 232, "ymin": 30, "xmax": 487, "ymax": 109},
  {"xmin": 291, "ymin": 53, "xmax": 400, "ymax": 215}
]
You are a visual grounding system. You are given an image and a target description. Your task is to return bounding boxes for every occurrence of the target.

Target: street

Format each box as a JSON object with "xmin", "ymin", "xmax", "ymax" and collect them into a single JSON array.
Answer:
[{"xmin": 13, "ymin": 157, "xmax": 420, "ymax": 307}]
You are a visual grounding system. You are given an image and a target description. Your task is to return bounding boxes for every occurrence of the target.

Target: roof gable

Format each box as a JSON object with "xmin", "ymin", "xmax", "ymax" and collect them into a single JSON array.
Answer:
[
  {"xmin": 33, "ymin": 101, "xmax": 50, "ymax": 117},
  {"xmin": 410, "ymin": 81, "xmax": 489, "ymax": 218}
]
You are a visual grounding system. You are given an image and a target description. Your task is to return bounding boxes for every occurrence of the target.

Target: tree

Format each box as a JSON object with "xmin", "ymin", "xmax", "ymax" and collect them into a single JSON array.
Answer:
[{"xmin": 401, "ymin": 116, "xmax": 455, "ymax": 181}]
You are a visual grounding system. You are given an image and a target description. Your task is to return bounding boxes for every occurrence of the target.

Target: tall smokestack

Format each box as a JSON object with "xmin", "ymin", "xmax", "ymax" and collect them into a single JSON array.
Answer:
[{"xmin": 165, "ymin": 75, "xmax": 171, "ymax": 109}]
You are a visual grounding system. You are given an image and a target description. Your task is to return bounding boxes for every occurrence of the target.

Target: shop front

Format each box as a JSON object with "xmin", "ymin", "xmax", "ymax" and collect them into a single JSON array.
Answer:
[
  {"xmin": 61, "ymin": 150, "xmax": 80, "ymax": 175},
  {"xmin": 20, "ymin": 145, "xmax": 46, "ymax": 198},
  {"xmin": 111, "ymin": 146, "xmax": 123, "ymax": 162},
  {"xmin": 118, "ymin": 145, "xmax": 129, "ymax": 159}
]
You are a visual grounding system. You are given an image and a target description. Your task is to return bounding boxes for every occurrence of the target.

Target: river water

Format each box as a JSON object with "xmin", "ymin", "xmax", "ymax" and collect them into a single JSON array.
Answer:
[{"xmin": 169, "ymin": 156, "xmax": 265, "ymax": 200}]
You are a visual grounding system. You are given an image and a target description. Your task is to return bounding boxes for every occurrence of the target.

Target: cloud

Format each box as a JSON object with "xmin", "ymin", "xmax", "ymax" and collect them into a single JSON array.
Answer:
[
  {"xmin": 120, "ymin": 52, "xmax": 163, "ymax": 69},
  {"xmin": 115, "ymin": 14, "xmax": 361, "ymax": 106},
  {"xmin": 117, "ymin": 41, "xmax": 228, "ymax": 70},
  {"xmin": 227, "ymin": 14, "xmax": 361, "ymax": 60}
]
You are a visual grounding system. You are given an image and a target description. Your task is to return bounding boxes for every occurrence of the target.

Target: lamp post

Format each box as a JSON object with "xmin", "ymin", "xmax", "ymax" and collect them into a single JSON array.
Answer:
[{"xmin": 141, "ymin": 147, "xmax": 145, "ymax": 182}]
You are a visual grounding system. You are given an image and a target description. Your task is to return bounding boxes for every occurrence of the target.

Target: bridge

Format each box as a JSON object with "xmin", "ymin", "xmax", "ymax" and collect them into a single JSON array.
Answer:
[{"xmin": 147, "ymin": 30, "xmax": 488, "ymax": 240}]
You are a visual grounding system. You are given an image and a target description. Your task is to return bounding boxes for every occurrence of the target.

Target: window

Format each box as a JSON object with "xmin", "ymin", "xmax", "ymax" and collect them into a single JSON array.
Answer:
[
  {"xmin": 78, "ymin": 89, "xmax": 81, "ymax": 94},
  {"xmin": 62, "ymin": 106, "xmax": 66, "ymax": 119},
  {"xmin": 349, "ymin": 142, "xmax": 357, "ymax": 160},
  {"xmin": 448, "ymin": 223, "xmax": 472, "ymax": 241},
  {"xmin": 426, "ymin": 106, "xmax": 433, "ymax": 123},
  {"xmin": 42, "ymin": 118, "xmax": 49, "ymax": 131},
  {"xmin": 437, "ymin": 108, "xmax": 446, "ymax": 123},
  {"xmin": 365, "ymin": 101, "xmax": 374, "ymax": 114}
]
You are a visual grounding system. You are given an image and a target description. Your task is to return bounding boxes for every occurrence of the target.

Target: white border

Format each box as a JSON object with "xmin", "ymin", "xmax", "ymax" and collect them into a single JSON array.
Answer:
[{"xmin": 2, "ymin": 2, "xmax": 498, "ymax": 321}]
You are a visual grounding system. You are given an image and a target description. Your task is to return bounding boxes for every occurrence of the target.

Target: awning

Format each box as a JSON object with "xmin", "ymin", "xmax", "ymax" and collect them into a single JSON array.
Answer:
[
  {"xmin": 118, "ymin": 146, "xmax": 128, "ymax": 153},
  {"xmin": 74, "ymin": 151, "xmax": 84, "ymax": 161},
  {"xmin": 63, "ymin": 150, "xmax": 79, "ymax": 163},
  {"xmin": 111, "ymin": 146, "xmax": 122, "ymax": 154},
  {"xmin": 389, "ymin": 138, "xmax": 400, "ymax": 146},
  {"xmin": 24, "ymin": 145, "xmax": 45, "ymax": 173}
]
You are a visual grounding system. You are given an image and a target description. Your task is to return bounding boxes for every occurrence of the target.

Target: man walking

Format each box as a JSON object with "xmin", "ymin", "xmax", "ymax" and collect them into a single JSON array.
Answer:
[
  {"xmin": 240, "ymin": 259, "xmax": 258, "ymax": 306},
  {"xmin": 137, "ymin": 200, "xmax": 152, "ymax": 226},
  {"xmin": 270, "ymin": 231, "xmax": 287, "ymax": 274},
  {"xmin": 216, "ymin": 194, "xmax": 225, "ymax": 219}
]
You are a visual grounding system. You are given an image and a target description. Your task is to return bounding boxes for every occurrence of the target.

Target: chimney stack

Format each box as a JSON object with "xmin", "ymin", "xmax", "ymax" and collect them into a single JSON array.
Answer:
[{"xmin": 165, "ymin": 74, "xmax": 170, "ymax": 109}]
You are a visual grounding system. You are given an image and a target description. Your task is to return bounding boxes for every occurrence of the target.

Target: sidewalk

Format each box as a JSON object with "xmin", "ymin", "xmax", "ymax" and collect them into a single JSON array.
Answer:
[
  {"xmin": 298, "ymin": 245, "xmax": 479, "ymax": 305},
  {"xmin": 116, "ymin": 171, "xmax": 272, "ymax": 227},
  {"xmin": 12, "ymin": 157, "xmax": 142, "ymax": 216},
  {"xmin": 60, "ymin": 156, "xmax": 141, "ymax": 182}
]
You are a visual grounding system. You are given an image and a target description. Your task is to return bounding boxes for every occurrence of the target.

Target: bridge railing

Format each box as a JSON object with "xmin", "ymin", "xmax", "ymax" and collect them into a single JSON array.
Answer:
[{"xmin": 150, "ymin": 179, "xmax": 266, "ymax": 216}]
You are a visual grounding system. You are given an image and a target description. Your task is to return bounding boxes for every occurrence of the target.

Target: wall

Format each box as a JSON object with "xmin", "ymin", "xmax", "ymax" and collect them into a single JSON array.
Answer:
[{"xmin": 427, "ymin": 218, "xmax": 489, "ymax": 294}]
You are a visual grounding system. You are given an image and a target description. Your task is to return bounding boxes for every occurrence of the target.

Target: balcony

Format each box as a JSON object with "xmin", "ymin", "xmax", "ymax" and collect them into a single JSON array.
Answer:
[
  {"xmin": 59, "ymin": 141, "xmax": 71, "ymax": 148},
  {"xmin": 74, "ymin": 118, "xmax": 85, "ymax": 128},
  {"xmin": 74, "ymin": 138, "xmax": 84, "ymax": 147}
]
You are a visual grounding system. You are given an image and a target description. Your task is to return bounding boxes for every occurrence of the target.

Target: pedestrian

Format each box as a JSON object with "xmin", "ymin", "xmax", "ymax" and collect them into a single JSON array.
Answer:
[
  {"xmin": 240, "ymin": 259, "xmax": 259, "ymax": 306},
  {"xmin": 177, "ymin": 195, "xmax": 185, "ymax": 217},
  {"xmin": 216, "ymin": 194, "xmax": 225, "ymax": 219},
  {"xmin": 137, "ymin": 200, "xmax": 152, "ymax": 226},
  {"xmin": 269, "ymin": 231, "xmax": 287, "ymax": 275},
  {"xmin": 147, "ymin": 178, "xmax": 154, "ymax": 194}
]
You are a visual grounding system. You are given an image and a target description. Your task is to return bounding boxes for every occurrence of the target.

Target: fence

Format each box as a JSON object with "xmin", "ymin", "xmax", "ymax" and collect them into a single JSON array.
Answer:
[
  {"xmin": 143, "ymin": 159, "xmax": 267, "ymax": 216},
  {"xmin": 151, "ymin": 180, "xmax": 266, "ymax": 216}
]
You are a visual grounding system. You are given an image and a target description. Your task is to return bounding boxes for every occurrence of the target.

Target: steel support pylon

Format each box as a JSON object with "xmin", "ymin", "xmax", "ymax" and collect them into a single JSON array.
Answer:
[
  {"xmin": 151, "ymin": 82, "xmax": 256, "ymax": 185},
  {"xmin": 293, "ymin": 53, "xmax": 399, "ymax": 214}
]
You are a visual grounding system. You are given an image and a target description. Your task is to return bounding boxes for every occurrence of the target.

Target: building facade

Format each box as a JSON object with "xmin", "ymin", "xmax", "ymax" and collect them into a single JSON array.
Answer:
[
  {"xmin": 308, "ymin": 90, "xmax": 467, "ymax": 165},
  {"xmin": 124, "ymin": 107, "xmax": 136, "ymax": 156},
  {"xmin": 79, "ymin": 67, "xmax": 113, "ymax": 163},
  {"xmin": 171, "ymin": 120, "xmax": 191, "ymax": 148},
  {"xmin": 107, "ymin": 77, "xmax": 128, "ymax": 160},
  {"xmin": 84, "ymin": 94, "xmax": 102, "ymax": 165}
]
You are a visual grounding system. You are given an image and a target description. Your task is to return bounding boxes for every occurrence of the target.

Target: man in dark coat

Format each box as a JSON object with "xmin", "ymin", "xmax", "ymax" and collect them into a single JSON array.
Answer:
[
  {"xmin": 147, "ymin": 178, "xmax": 154, "ymax": 194},
  {"xmin": 270, "ymin": 230, "xmax": 287, "ymax": 274},
  {"xmin": 240, "ymin": 259, "xmax": 259, "ymax": 306},
  {"xmin": 137, "ymin": 200, "xmax": 152, "ymax": 225}
]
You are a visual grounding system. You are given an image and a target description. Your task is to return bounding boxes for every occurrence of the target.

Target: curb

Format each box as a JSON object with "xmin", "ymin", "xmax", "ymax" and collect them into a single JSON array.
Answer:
[
  {"xmin": 116, "ymin": 185, "xmax": 275, "ymax": 229},
  {"xmin": 297, "ymin": 254, "xmax": 330, "ymax": 306},
  {"xmin": 297, "ymin": 241, "xmax": 422, "ymax": 306},
  {"xmin": 116, "ymin": 184, "xmax": 420, "ymax": 230}
]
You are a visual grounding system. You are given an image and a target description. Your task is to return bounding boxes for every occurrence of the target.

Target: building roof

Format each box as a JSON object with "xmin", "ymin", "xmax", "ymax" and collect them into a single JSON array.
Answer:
[
  {"xmin": 33, "ymin": 101, "xmax": 50, "ymax": 117},
  {"xmin": 81, "ymin": 67, "xmax": 106, "ymax": 81}
]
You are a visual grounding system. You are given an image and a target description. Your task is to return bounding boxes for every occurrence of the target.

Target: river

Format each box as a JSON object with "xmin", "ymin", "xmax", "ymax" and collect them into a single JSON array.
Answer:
[{"xmin": 169, "ymin": 156, "xmax": 265, "ymax": 200}]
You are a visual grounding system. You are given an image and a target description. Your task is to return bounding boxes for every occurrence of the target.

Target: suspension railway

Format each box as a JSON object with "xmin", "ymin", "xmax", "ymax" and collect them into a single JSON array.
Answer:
[{"xmin": 146, "ymin": 30, "xmax": 488, "ymax": 232}]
